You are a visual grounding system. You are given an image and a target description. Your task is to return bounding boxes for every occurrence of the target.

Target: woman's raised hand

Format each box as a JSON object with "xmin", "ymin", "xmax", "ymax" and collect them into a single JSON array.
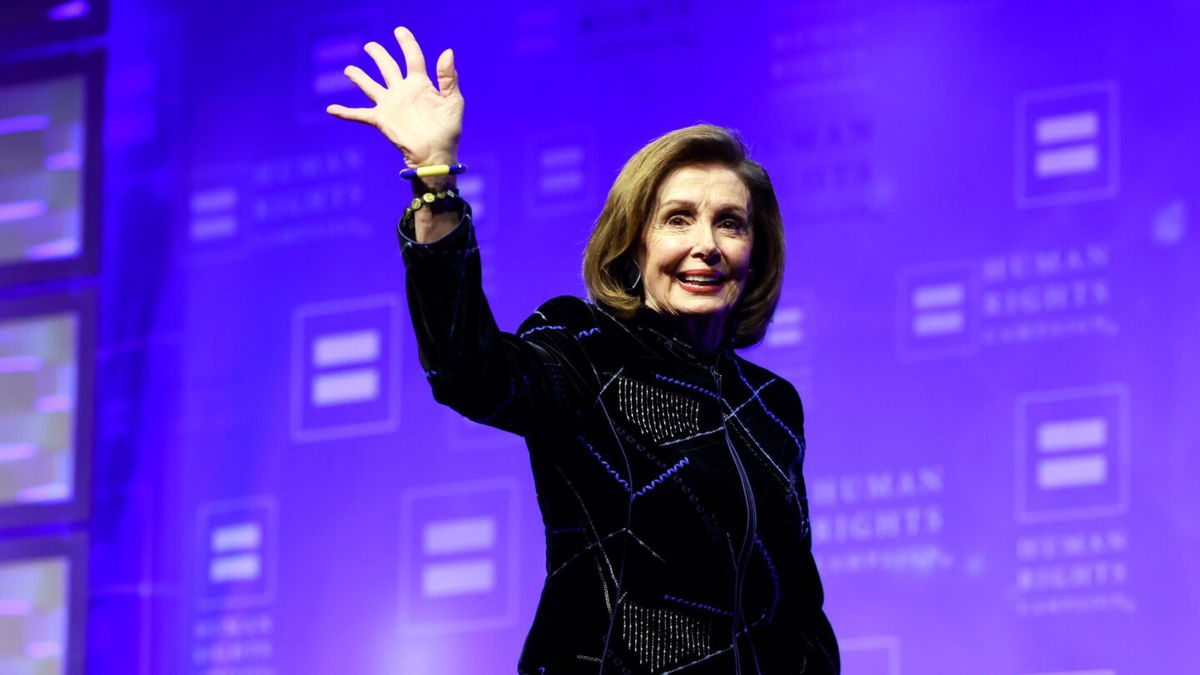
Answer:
[{"xmin": 326, "ymin": 27, "xmax": 463, "ymax": 168}]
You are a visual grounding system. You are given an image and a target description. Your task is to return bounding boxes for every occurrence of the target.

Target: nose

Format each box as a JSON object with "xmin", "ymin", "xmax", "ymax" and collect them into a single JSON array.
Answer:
[{"xmin": 690, "ymin": 221, "xmax": 721, "ymax": 263}]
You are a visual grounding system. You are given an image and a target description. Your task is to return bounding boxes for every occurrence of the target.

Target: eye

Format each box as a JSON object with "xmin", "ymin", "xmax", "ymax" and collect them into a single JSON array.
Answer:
[
  {"xmin": 720, "ymin": 218, "xmax": 749, "ymax": 232},
  {"xmin": 665, "ymin": 214, "xmax": 689, "ymax": 227}
]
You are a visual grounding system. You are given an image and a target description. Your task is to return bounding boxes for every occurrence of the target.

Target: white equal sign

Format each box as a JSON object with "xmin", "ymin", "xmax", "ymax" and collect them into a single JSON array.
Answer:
[
  {"xmin": 537, "ymin": 144, "xmax": 584, "ymax": 197},
  {"xmin": 910, "ymin": 281, "xmax": 965, "ymax": 337},
  {"xmin": 209, "ymin": 521, "xmax": 263, "ymax": 583},
  {"xmin": 765, "ymin": 305, "xmax": 805, "ymax": 347},
  {"xmin": 309, "ymin": 329, "xmax": 381, "ymax": 407},
  {"xmin": 311, "ymin": 35, "xmax": 360, "ymax": 96},
  {"xmin": 1035, "ymin": 416, "xmax": 1109, "ymax": 489},
  {"xmin": 189, "ymin": 186, "xmax": 238, "ymax": 242},
  {"xmin": 1034, "ymin": 110, "xmax": 1100, "ymax": 178},
  {"xmin": 419, "ymin": 516, "xmax": 497, "ymax": 598}
]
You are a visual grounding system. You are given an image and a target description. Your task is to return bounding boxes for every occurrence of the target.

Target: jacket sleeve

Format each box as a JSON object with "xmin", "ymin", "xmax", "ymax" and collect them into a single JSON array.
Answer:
[{"xmin": 398, "ymin": 204, "xmax": 596, "ymax": 437}]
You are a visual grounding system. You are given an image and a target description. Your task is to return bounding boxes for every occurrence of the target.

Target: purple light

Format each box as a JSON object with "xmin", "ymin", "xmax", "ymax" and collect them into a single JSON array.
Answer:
[
  {"xmin": 0, "ymin": 201, "xmax": 48, "ymax": 224},
  {"xmin": 0, "ymin": 115, "xmax": 51, "ymax": 136},
  {"xmin": 44, "ymin": 150, "xmax": 81, "ymax": 171},
  {"xmin": 46, "ymin": 0, "xmax": 89, "ymax": 21},
  {"xmin": 25, "ymin": 237, "xmax": 81, "ymax": 261}
]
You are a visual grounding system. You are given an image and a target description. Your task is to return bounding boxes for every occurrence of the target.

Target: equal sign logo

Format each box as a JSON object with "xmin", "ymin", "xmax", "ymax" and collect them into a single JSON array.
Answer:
[
  {"xmin": 310, "ymin": 35, "xmax": 361, "ymax": 97},
  {"xmin": 537, "ymin": 144, "xmax": 585, "ymax": 199},
  {"xmin": 1016, "ymin": 82, "xmax": 1118, "ymax": 208},
  {"xmin": 1033, "ymin": 111, "xmax": 1100, "ymax": 179},
  {"xmin": 188, "ymin": 186, "xmax": 239, "ymax": 243},
  {"xmin": 526, "ymin": 131, "xmax": 594, "ymax": 216},
  {"xmin": 897, "ymin": 263, "xmax": 976, "ymax": 360},
  {"xmin": 291, "ymin": 295, "xmax": 399, "ymax": 443},
  {"xmin": 198, "ymin": 497, "xmax": 275, "ymax": 608},
  {"xmin": 209, "ymin": 521, "xmax": 263, "ymax": 585},
  {"xmin": 420, "ymin": 516, "xmax": 497, "ymax": 598},
  {"xmin": 456, "ymin": 156, "xmax": 500, "ymax": 294},
  {"xmin": 765, "ymin": 305, "xmax": 806, "ymax": 348},
  {"xmin": 401, "ymin": 481, "xmax": 518, "ymax": 634},
  {"xmin": 1034, "ymin": 417, "xmax": 1108, "ymax": 490},
  {"xmin": 1016, "ymin": 385, "xmax": 1130, "ymax": 523},
  {"xmin": 910, "ymin": 281, "xmax": 966, "ymax": 338},
  {"xmin": 310, "ymin": 329, "xmax": 381, "ymax": 407}
]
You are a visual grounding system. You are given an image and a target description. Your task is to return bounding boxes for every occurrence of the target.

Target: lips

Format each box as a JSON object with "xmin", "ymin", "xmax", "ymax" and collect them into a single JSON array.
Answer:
[{"xmin": 675, "ymin": 269, "xmax": 725, "ymax": 292}]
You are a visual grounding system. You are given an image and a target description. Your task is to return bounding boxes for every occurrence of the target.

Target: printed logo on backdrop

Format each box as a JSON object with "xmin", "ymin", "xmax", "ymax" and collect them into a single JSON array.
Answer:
[
  {"xmin": 809, "ymin": 465, "xmax": 947, "ymax": 576},
  {"xmin": 0, "ymin": 536, "xmax": 86, "ymax": 675},
  {"xmin": 897, "ymin": 243, "xmax": 1116, "ymax": 361},
  {"xmin": 399, "ymin": 479, "xmax": 520, "ymax": 635},
  {"xmin": 193, "ymin": 496, "xmax": 278, "ymax": 672},
  {"xmin": 457, "ymin": 155, "xmax": 501, "ymax": 297},
  {"xmin": 839, "ymin": 636, "xmax": 901, "ymax": 675},
  {"xmin": 183, "ymin": 148, "xmax": 370, "ymax": 267},
  {"xmin": 896, "ymin": 261, "xmax": 979, "ymax": 360},
  {"xmin": 756, "ymin": 286, "xmax": 816, "ymax": 401},
  {"xmin": 294, "ymin": 9, "xmax": 382, "ymax": 126},
  {"xmin": 1016, "ymin": 81, "xmax": 1119, "ymax": 209},
  {"xmin": 523, "ymin": 127, "xmax": 597, "ymax": 218},
  {"xmin": 290, "ymin": 294, "xmax": 400, "ymax": 443},
  {"xmin": 576, "ymin": 0, "xmax": 696, "ymax": 59},
  {"xmin": 0, "ymin": 312, "xmax": 78, "ymax": 507},
  {"xmin": 1013, "ymin": 384, "xmax": 1133, "ymax": 618},
  {"xmin": 766, "ymin": 3, "xmax": 872, "ymax": 97}
]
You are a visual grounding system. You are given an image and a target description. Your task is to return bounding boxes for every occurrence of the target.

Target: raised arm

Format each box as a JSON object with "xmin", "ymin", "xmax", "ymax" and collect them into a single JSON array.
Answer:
[
  {"xmin": 326, "ymin": 26, "xmax": 463, "ymax": 241},
  {"xmin": 326, "ymin": 27, "xmax": 595, "ymax": 437}
]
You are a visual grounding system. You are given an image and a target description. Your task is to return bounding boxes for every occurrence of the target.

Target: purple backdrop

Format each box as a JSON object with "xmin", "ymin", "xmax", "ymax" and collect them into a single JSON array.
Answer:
[{"xmin": 0, "ymin": 0, "xmax": 1197, "ymax": 673}]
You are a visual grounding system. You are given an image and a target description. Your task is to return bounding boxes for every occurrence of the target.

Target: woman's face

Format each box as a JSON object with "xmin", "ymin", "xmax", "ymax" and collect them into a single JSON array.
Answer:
[{"xmin": 636, "ymin": 164, "xmax": 754, "ymax": 324}]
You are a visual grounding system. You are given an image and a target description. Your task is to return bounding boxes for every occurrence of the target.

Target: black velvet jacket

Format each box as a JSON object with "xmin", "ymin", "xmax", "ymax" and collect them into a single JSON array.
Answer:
[{"xmin": 400, "ymin": 206, "xmax": 838, "ymax": 674}]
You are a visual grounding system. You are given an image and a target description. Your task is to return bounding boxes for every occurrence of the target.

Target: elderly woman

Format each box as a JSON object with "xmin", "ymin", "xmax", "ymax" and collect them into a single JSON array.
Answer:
[{"xmin": 328, "ymin": 27, "xmax": 839, "ymax": 675}]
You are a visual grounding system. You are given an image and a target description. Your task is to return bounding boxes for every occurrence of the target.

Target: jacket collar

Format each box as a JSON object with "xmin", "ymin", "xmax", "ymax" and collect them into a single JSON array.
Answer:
[{"xmin": 629, "ymin": 304, "xmax": 733, "ymax": 367}]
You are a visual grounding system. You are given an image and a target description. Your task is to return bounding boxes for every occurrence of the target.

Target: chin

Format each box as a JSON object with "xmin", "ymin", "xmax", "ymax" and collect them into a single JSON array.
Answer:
[{"xmin": 670, "ymin": 296, "xmax": 736, "ymax": 317}]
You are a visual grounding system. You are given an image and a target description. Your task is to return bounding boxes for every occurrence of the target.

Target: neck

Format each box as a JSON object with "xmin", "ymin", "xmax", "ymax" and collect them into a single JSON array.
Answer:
[{"xmin": 677, "ymin": 314, "xmax": 727, "ymax": 356}]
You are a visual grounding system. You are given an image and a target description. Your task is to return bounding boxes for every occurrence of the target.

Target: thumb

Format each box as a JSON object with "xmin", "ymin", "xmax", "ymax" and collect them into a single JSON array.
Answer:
[{"xmin": 436, "ymin": 48, "xmax": 458, "ymax": 96}]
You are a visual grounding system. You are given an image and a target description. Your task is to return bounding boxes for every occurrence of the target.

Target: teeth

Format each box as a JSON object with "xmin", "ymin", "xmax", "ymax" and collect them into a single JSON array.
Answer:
[{"xmin": 679, "ymin": 275, "xmax": 721, "ymax": 283}]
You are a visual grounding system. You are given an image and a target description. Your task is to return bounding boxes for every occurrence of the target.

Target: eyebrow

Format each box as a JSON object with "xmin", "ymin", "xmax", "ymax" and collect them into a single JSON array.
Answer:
[{"xmin": 657, "ymin": 199, "xmax": 750, "ymax": 217}]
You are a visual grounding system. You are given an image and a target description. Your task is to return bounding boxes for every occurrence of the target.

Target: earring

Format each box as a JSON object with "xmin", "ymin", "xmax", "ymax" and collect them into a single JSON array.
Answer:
[{"xmin": 630, "ymin": 263, "xmax": 642, "ymax": 289}]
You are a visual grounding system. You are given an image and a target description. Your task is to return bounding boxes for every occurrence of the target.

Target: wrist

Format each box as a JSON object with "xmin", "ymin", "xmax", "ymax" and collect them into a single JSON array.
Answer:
[{"xmin": 417, "ymin": 150, "xmax": 459, "ymax": 167}]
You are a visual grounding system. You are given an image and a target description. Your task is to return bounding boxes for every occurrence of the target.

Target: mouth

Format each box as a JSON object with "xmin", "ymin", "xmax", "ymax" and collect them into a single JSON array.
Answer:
[{"xmin": 674, "ymin": 270, "xmax": 726, "ymax": 293}]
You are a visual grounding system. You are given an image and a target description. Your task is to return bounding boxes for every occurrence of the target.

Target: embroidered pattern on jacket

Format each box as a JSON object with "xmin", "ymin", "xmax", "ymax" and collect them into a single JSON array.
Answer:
[
  {"xmin": 616, "ymin": 375, "xmax": 701, "ymax": 443},
  {"xmin": 620, "ymin": 598, "xmax": 715, "ymax": 672}
]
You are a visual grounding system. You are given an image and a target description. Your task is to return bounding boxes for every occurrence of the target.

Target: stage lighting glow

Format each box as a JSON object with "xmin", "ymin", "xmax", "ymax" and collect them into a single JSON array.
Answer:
[
  {"xmin": 0, "ymin": 312, "xmax": 77, "ymax": 507},
  {"xmin": 0, "ymin": 74, "xmax": 86, "ymax": 271},
  {"xmin": 0, "ymin": 555, "xmax": 68, "ymax": 672}
]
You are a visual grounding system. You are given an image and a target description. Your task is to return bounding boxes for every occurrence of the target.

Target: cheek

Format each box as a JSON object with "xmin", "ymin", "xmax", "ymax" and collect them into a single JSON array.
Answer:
[{"xmin": 643, "ymin": 234, "xmax": 689, "ymax": 274}]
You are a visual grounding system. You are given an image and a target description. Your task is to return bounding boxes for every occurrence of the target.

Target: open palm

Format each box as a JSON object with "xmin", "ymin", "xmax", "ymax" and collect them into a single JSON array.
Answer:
[{"xmin": 326, "ymin": 26, "xmax": 463, "ymax": 167}]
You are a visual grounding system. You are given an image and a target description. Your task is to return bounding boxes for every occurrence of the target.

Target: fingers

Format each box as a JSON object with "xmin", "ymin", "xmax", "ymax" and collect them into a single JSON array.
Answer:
[
  {"xmin": 342, "ymin": 65, "xmax": 386, "ymax": 102},
  {"xmin": 393, "ymin": 26, "xmax": 428, "ymax": 80},
  {"xmin": 325, "ymin": 103, "xmax": 373, "ymax": 124},
  {"xmin": 364, "ymin": 41, "xmax": 403, "ymax": 87},
  {"xmin": 435, "ymin": 48, "xmax": 458, "ymax": 96}
]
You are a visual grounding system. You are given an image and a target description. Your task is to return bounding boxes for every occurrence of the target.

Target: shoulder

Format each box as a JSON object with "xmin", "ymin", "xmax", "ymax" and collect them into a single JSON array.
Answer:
[
  {"xmin": 729, "ymin": 352, "xmax": 805, "ymax": 415},
  {"xmin": 516, "ymin": 295, "xmax": 607, "ymax": 338}
]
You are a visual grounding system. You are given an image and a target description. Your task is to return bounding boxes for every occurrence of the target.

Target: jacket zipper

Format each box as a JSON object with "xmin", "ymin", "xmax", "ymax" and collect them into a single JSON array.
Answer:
[{"xmin": 711, "ymin": 360, "xmax": 757, "ymax": 674}]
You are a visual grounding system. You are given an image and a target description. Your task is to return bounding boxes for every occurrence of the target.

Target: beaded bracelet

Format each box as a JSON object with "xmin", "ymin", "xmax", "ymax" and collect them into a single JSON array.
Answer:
[
  {"xmin": 404, "ymin": 187, "xmax": 461, "ymax": 218},
  {"xmin": 399, "ymin": 163, "xmax": 468, "ymax": 180}
]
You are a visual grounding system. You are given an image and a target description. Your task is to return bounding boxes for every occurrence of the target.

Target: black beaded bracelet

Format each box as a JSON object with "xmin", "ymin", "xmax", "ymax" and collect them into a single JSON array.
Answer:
[{"xmin": 404, "ymin": 187, "xmax": 461, "ymax": 218}]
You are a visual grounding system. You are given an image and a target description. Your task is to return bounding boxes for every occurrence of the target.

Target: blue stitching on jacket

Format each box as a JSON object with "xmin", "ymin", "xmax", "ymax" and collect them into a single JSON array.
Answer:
[
  {"xmin": 754, "ymin": 536, "xmax": 782, "ymax": 621},
  {"xmin": 662, "ymin": 593, "xmax": 733, "ymax": 617},
  {"xmin": 519, "ymin": 324, "xmax": 566, "ymax": 338},
  {"xmin": 577, "ymin": 436, "xmax": 631, "ymax": 491},
  {"xmin": 632, "ymin": 457, "xmax": 690, "ymax": 500},
  {"xmin": 733, "ymin": 358, "xmax": 804, "ymax": 453},
  {"xmin": 653, "ymin": 373, "xmax": 720, "ymax": 400},
  {"xmin": 575, "ymin": 326, "xmax": 600, "ymax": 339}
]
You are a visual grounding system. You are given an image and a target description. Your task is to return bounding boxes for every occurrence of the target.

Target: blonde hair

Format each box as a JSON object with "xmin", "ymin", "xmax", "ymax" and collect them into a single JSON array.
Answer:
[{"xmin": 582, "ymin": 124, "xmax": 785, "ymax": 348}]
